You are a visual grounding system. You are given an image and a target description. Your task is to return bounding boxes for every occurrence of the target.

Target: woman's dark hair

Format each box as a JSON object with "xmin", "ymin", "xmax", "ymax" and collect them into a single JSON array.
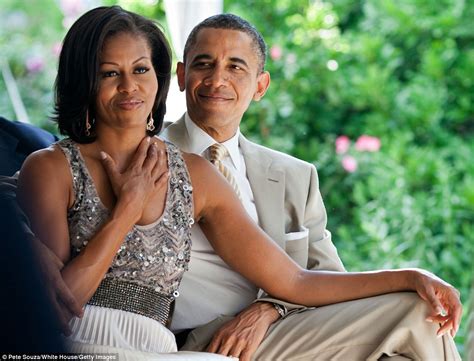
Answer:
[{"xmin": 53, "ymin": 6, "xmax": 171, "ymax": 143}]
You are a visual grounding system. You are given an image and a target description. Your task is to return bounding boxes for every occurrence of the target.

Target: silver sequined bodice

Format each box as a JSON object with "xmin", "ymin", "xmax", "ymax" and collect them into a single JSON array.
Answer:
[{"xmin": 58, "ymin": 139, "xmax": 193, "ymax": 322}]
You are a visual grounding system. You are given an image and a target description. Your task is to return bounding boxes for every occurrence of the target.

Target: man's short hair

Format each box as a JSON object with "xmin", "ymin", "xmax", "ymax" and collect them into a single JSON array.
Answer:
[{"xmin": 183, "ymin": 13, "xmax": 267, "ymax": 73}]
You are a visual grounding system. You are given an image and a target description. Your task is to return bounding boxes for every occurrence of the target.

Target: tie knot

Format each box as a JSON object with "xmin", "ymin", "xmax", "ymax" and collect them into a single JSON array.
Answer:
[{"xmin": 209, "ymin": 143, "xmax": 228, "ymax": 163}]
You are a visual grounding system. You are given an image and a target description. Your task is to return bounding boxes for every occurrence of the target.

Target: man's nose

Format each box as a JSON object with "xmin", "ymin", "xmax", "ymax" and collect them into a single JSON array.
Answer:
[
  {"xmin": 118, "ymin": 74, "xmax": 138, "ymax": 93},
  {"xmin": 204, "ymin": 67, "xmax": 229, "ymax": 87}
]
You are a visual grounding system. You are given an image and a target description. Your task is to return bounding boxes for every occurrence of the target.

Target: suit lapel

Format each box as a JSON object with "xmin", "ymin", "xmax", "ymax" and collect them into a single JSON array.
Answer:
[
  {"xmin": 240, "ymin": 135, "xmax": 286, "ymax": 248},
  {"xmin": 164, "ymin": 121, "xmax": 286, "ymax": 247},
  {"xmin": 160, "ymin": 115, "xmax": 192, "ymax": 152}
]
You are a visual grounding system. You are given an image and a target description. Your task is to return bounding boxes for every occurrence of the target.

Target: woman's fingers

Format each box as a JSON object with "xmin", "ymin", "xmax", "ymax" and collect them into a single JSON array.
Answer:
[
  {"xmin": 436, "ymin": 318, "xmax": 454, "ymax": 337},
  {"xmin": 103, "ymin": 138, "xmax": 169, "ymax": 218},
  {"xmin": 446, "ymin": 289, "xmax": 462, "ymax": 337},
  {"xmin": 151, "ymin": 149, "xmax": 168, "ymax": 179},
  {"xmin": 453, "ymin": 299, "xmax": 462, "ymax": 335},
  {"xmin": 130, "ymin": 136, "xmax": 152, "ymax": 170},
  {"xmin": 416, "ymin": 271, "xmax": 462, "ymax": 338},
  {"xmin": 142, "ymin": 142, "xmax": 158, "ymax": 171},
  {"xmin": 426, "ymin": 314, "xmax": 449, "ymax": 323},
  {"xmin": 424, "ymin": 286, "xmax": 444, "ymax": 316},
  {"xmin": 434, "ymin": 287, "xmax": 462, "ymax": 337},
  {"xmin": 424, "ymin": 281, "xmax": 462, "ymax": 338},
  {"xmin": 100, "ymin": 151, "xmax": 118, "ymax": 178},
  {"xmin": 144, "ymin": 147, "xmax": 169, "ymax": 195}
]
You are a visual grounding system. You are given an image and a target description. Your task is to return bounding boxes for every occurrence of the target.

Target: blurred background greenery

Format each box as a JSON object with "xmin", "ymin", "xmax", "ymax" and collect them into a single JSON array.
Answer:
[{"xmin": 1, "ymin": 0, "xmax": 473, "ymax": 356}]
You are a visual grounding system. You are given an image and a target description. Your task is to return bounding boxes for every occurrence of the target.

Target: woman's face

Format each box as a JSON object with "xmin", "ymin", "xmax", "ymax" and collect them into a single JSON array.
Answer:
[{"xmin": 95, "ymin": 32, "xmax": 158, "ymax": 132}]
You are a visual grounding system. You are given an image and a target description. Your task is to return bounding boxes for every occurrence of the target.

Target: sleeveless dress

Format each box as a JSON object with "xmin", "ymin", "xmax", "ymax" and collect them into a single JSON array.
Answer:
[{"xmin": 57, "ymin": 139, "xmax": 229, "ymax": 360}]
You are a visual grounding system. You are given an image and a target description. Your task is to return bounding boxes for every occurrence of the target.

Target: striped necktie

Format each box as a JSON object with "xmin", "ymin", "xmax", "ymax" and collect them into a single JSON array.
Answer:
[{"xmin": 208, "ymin": 143, "xmax": 242, "ymax": 200}]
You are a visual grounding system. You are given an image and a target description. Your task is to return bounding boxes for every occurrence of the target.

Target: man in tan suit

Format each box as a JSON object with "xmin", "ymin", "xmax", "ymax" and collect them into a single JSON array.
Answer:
[{"xmin": 162, "ymin": 14, "xmax": 461, "ymax": 361}]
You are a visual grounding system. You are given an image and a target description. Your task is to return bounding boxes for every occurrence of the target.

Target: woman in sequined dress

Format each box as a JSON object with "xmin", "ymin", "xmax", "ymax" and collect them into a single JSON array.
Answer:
[
  {"xmin": 16, "ymin": 6, "xmax": 227, "ymax": 361},
  {"xmin": 17, "ymin": 5, "xmax": 461, "ymax": 361}
]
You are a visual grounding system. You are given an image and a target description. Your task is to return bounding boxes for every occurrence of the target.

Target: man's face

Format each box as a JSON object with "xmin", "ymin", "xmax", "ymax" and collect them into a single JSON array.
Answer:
[{"xmin": 178, "ymin": 28, "xmax": 270, "ymax": 140}]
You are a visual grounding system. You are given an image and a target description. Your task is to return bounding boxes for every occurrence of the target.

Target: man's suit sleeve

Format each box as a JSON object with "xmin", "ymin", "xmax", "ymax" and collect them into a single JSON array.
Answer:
[
  {"xmin": 255, "ymin": 164, "xmax": 345, "ymax": 315},
  {"xmin": 305, "ymin": 164, "xmax": 345, "ymax": 272}
]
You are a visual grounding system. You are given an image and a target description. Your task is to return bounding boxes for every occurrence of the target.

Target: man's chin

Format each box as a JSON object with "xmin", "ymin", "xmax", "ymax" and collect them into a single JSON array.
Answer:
[
  {"xmin": 197, "ymin": 100, "xmax": 232, "ymax": 110},
  {"xmin": 192, "ymin": 105, "xmax": 230, "ymax": 117},
  {"xmin": 192, "ymin": 110, "xmax": 233, "ymax": 125}
]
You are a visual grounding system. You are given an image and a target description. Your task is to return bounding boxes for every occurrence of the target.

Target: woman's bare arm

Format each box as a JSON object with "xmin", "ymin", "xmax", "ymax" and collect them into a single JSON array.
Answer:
[
  {"xmin": 186, "ymin": 154, "xmax": 462, "ymax": 337},
  {"xmin": 17, "ymin": 138, "xmax": 167, "ymax": 307}
]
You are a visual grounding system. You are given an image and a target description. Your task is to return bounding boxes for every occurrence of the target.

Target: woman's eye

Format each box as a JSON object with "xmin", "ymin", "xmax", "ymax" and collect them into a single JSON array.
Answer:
[
  {"xmin": 135, "ymin": 67, "xmax": 149, "ymax": 74},
  {"xmin": 102, "ymin": 71, "xmax": 118, "ymax": 78}
]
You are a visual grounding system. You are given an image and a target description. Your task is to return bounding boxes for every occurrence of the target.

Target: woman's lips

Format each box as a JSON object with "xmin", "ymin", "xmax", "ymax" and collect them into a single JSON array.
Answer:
[{"xmin": 117, "ymin": 99, "xmax": 144, "ymax": 110}]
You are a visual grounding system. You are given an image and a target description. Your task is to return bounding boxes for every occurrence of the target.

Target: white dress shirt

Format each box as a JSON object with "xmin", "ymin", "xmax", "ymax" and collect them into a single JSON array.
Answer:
[{"xmin": 166, "ymin": 113, "xmax": 260, "ymax": 332}]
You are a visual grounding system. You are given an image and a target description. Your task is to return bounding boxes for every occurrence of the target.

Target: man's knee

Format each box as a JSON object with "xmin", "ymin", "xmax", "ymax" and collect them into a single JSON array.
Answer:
[{"xmin": 394, "ymin": 292, "xmax": 431, "ymax": 319}]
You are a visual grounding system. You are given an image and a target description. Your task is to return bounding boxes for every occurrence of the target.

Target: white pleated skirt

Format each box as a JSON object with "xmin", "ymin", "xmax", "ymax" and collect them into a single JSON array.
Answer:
[
  {"xmin": 67, "ymin": 304, "xmax": 177, "ymax": 353},
  {"xmin": 66, "ymin": 305, "xmax": 231, "ymax": 360}
]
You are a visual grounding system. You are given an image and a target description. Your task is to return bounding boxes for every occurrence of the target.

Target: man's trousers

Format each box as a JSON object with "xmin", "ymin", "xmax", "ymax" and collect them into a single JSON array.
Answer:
[{"xmin": 181, "ymin": 292, "xmax": 461, "ymax": 360}]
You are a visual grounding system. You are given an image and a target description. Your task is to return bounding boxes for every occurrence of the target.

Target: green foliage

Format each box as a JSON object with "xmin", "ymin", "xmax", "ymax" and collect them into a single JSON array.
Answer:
[
  {"xmin": 318, "ymin": 132, "xmax": 474, "ymax": 354},
  {"xmin": 1, "ymin": 0, "xmax": 472, "ymax": 355},
  {"xmin": 0, "ymin": 0, "xmax": 166, "ymax": 132},
  {"xmin": 0, "ymin": 0, "xmax": 64, "ymax": 131},
  {"xmin": 226, "ymin": 0, "xmax": 474, "ymax": 354}
]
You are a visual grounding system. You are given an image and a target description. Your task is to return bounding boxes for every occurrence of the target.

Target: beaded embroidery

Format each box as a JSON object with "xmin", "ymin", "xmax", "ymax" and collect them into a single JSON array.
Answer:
[{"xmin": 57, "ymin": 139, "xmax": 193, "ymax": 324}]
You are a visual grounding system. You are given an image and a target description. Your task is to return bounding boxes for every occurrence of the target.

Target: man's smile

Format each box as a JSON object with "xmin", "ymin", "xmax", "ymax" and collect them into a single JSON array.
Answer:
[{"xmin": 198, "ymin": 93, "xmax": 234, "ymax": 102}]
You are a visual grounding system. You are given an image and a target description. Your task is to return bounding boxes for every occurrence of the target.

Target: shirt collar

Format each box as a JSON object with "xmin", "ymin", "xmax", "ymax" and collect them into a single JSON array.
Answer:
[{"xmin": 184, "ymin": 112, "xmax": 242, "ymax": 170}]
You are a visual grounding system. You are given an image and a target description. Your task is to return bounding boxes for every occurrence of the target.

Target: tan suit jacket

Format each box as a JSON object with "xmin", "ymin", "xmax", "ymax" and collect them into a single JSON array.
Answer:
[{"xmin": 162, "ymin": 115, "xmax": 345, "ymax": 313}]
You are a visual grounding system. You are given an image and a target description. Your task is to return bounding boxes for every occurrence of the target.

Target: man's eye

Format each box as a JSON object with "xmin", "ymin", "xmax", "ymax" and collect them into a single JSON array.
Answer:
[
  {"xmin": 231, "ymin": 65, "xmax": 242, "ymax": 70},
  {"xmin": 194, "ymin": 62, "xmax": 211, "ymax": 68},
  {"xmin": 135, "ymin": 67, "xmax": 150, "ymax": 74},
  {"xmin": 102, "ymin": 71, "xmax": 118, "ymax": 77}
]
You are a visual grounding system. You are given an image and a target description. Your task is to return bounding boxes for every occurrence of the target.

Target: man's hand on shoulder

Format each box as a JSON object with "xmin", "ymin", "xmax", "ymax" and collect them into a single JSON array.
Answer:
[{"xmin": 206, "ymin": 301, "xmax": 280, "ymax": 361}]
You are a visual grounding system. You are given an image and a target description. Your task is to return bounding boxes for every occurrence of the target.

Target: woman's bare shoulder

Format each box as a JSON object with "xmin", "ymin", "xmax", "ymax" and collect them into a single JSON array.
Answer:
[
  {"xmin": 181, "ymin": 151, "xmax": 209, "ymax": 167},
  {"xmin": 181, "ymin": 152, "xmax": 218, "ymax": 184},
  {"xmin": 21, "ymin": 144, "xmax": 69, "ymax": 175},
  {"xmin": 180, "ymin": 152, "xmax": 224, "ymax": 219},
  {"xmin": 18, "ymin": 143, "xmax": 73, "ymax": 200}
]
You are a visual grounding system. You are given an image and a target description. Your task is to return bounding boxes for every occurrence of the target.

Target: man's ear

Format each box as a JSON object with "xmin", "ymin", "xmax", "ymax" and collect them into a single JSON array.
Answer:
[
  {"xmin": 253, "ymin": 71, "xmax": 271, "ymax": 101},
  {"xmin": 177, "ymin": 62, "xmax": 186, "ymax": 92}
]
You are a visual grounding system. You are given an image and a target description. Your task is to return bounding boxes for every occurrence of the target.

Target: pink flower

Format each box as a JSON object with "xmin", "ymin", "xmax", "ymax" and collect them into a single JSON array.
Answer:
[
  {"xmin": 335, "ymin": 135, "xmax": 350, "ymax": 154},
  {"xmin": 270, "ymin": 45, "xmax": 282, "ymax": 61},
  {"xmin": 52, "ymin": 42, "xmax": 62, "ymax": 57},
  {"xmin": 60, "ymin": 0, "xmax": 85, "ymax": 29},
  {"xmin": 60, "ymin": 0, "xmax": 83, "ymax": 17},
  {"xmin": 355, "ymin": 135, "xmax": 381, "ymax": 152},
  {"xmin": 25, "ymin": 56, "xmax": 44, "ymax": 74},
  {"xmin": 341, "ymin": 155, "xmax": 357, "ymax": 173}
]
